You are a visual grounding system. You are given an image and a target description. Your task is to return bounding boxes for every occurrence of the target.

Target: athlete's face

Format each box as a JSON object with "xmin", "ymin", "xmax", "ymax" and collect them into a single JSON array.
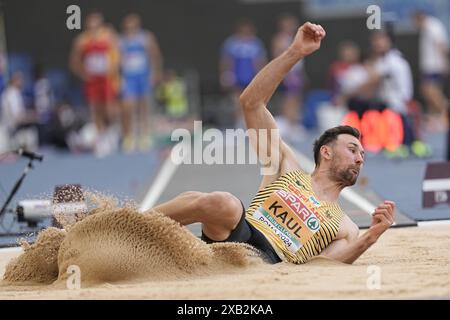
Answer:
[
  {"xmin": 371, "ymin": 32, "xmax": 391, "ymax": 55},
  {"xmin": 123, "ymin": 14, "xmax": 140, "ymax": 33},
  {"xmin": 414, "ymin": 13, "xmax": 425, "ymax": 28},
  {"xmin": 339, "ymin": 45, "xmax": 360, "ymax": 64},
  {"xmin": 11, "ymin": 72, "xmax": 24, "ymax": 88},
  {"xmin": 86, "ymin": 13, "xmax": 103, "ymax": 31},
  {"xmin": 279, "ymin": 16, "xmax": 298, "ymax": 34},
  {"xmin": 237, "ymin": 23, "xmax": 255, "ymax": 37},
  {"xmin": 328, "ymin": 134, "xmax": 365, "ymax": 186}
]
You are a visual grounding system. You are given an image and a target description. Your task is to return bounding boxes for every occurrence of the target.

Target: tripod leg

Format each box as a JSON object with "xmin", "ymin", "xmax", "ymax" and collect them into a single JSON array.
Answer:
[{"xmin": 0, "ymin": 161, "xmax": 32, "ymax": 218}]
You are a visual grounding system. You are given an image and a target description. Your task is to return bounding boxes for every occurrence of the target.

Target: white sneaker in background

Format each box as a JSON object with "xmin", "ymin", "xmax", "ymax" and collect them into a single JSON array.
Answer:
[{"xmin": 94, "ymin": 126, "xmax": 120, "ymax": 158}]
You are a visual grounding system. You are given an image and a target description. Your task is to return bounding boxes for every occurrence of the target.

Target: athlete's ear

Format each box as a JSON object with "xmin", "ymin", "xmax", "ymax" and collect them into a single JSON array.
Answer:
[{"xmin": 320, "ymin": 145, "xmax": 332, "ymax": 161}]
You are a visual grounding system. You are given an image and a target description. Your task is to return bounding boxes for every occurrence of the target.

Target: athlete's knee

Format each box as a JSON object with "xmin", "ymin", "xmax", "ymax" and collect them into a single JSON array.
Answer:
[
  {"xmin": 201, "ymin": 191, "xmax": 240, "ymax": 212},
  {"xmin": 179, "ymin": 191, "xmax": 203, "ymax": 199},
  {"xmin": 197, "ymin": 192, "xmax": 242, "ymax": 227}
]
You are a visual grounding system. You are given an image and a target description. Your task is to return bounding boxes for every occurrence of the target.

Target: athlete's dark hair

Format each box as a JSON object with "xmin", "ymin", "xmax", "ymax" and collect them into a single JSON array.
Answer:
[
  {"xmin": 86, "ymin": 9, "xmax": 104, "ymax": 19},
  {"xmin": 235, "ymin": 18, "xmax": 255, "ymax": 32},
  {"xmin": 277, "ymin": 12, "xmax": 298, "ymax": 22},
  {"xmin": 313, "ymin": 126, "xmax": 360, "ymax": 167}
]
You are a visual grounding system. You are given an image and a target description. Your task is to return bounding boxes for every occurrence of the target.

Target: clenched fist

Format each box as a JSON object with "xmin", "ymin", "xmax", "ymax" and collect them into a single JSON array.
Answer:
[
  {"xmin": 368, "ymin": 200, "xmax": 396, "ymax": 242},
  {"xmin": 289, "ymin": 22, "xmax": 326, "ymax": 58}
]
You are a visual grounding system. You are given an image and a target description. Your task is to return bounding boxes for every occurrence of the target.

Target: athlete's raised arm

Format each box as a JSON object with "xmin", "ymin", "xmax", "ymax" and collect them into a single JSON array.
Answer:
[
  {"xmin": 239, "ymin": 22, "xmax": 326, "ymax": 187},
  {"xmin": 147, "ymin": 31, "xmax": 163, "ymax": 86}
]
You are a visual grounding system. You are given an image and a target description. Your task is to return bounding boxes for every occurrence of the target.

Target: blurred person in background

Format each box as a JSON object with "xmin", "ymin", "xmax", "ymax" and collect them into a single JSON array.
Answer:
[
  {"xmin": 119, "ymin": 13, "xmax": 163, "ymax": 153},
  {"xmin": 329, "ymin": 44, "xmax": 384, "ymax": 142},
  {"xmin": 328, "ymin": 41, "xmax": 362, "ymax": 107},
  {"xmin": 414, "ymin": 10, "xmax": 449, "ymax": 132},
  {"xmin": 33, "ymin": 63, "xmax": 55, "ymax": 148},
  {"xmin": 448, "ymin": 118, "xmax": 450, "ymax": 160},
  {"xmin": 220, "ymin": 18, "xmax": 267, "ymax": 128},
  {"xmin": 337, "ymin": 49, "xmax": 383, "ymax": 117},
  {"xmin": 369, "ymin": 31, "xmax": 430, "ymax": 158},
  {"xmin": 156, "ymin": 69, "xmax": 188, "ymax": 120},
  {"xmin": 154, "ymin": 69, "xmax": 190, "ymax": 147},
  {"xmin": 271, "ymin": 13, "xmax": 306, "ymax": 144},
  {"xmin": 0, "ymin": 71, "xmax": 38, "ymax": 151},
  {"xmin": 0, "ymin": 51, "xmax": 6, "ymax": 94},
  {"xmin": 33, "ymin": 65, "xmax": 78, "ymax": 150},
  {"xmin": 69, "ymin": 10, "xmax": 121, "ymax": 157}
]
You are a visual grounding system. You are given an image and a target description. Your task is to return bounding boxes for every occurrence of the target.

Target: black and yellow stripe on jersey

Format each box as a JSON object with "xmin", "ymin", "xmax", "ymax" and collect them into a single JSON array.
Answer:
[{"xmin": 245, "ymin": 169, "xmax": 344, "ymax": 264}]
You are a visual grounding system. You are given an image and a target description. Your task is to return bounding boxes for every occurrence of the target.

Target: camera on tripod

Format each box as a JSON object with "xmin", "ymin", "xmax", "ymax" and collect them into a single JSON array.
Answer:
[
  {"xmin": 16, "ymin": 199, "xmax": 52, "ymax": 227},
  {"xmin": 1, "ymin": 150, "xmax": 88, "ymax": 235},
  {"xmin": 15, "ymin": 184, "xmax": 87, "ymax": 228}
]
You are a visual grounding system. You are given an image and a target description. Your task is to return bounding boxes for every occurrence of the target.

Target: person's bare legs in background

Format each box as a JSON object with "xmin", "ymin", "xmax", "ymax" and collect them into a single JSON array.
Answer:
[{"xmin": 421, "ymin": 79, "xmax": 449, "ymax": 131}]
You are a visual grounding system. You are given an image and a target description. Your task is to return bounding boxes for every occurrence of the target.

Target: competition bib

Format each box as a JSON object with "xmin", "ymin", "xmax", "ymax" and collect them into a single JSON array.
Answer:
[
  {"xmin": 123, "ymin": 52, "xmax": 146, "ymax": 73},
  {"xmin": 85, "ymin": 52, "xmax": 108, "ymax": 75},
  {"xmin": 252, "ymin": 189, "xmax": 321, "ymax": 253}
]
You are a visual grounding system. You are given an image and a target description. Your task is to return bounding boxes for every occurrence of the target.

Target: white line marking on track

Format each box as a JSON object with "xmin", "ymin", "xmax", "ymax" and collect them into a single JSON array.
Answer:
[
  {"xmin": 139, "ymin": 142, "xmax": 188, "ymax": 212},
  {"xmin": 417, "ymin": 220, "xmax": 450, "ymax": 227}
]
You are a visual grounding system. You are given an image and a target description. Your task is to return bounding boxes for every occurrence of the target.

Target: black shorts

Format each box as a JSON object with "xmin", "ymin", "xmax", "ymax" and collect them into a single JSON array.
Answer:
[{"xmin": 201, "ymin": 201, "xmax": 282, "ymax": 264}]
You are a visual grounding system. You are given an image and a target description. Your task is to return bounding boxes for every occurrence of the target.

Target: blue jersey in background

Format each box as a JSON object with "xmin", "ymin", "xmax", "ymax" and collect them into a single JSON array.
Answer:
[
  {"xmin": 222, "ymin": 36, "xmax": 267, "ymax": 88},
  {"xmin": 120, "ymin": 31, "xmax": 152, "ymax": 99}
]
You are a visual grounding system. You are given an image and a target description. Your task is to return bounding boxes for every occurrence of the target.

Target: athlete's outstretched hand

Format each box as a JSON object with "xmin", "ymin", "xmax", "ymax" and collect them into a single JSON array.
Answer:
[
  {"xmin": 289, "ymin": 22, "xmax": 326, "ymax": 58},
  {"xmin": 369, "ymin": 201, "xmax": 396, "ymax": 241}
]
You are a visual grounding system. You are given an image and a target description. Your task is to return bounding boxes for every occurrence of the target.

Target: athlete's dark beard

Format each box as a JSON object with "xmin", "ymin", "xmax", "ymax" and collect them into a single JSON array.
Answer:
[
  {"xmin": 339, "ymin": 168, "xmax": 358, "ymax": 186},
  {"xmin": 330, "ymin": 164, "xmax": 359, "ymax": 187}
]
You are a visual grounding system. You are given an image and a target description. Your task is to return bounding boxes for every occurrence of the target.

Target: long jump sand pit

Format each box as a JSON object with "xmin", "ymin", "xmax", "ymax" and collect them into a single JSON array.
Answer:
[{"xmin": 0, "ymin": 200, "xmax": 449, "ymax": 299}]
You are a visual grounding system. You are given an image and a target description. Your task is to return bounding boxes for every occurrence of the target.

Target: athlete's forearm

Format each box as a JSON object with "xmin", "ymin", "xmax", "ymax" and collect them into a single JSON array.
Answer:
[
  {"xmin": 240, "ymin": 48, "xmax": 304, "ymax": 111},
  {"xmin": 69, "ymin": 53, "xmax": 84, "ymax": 80},
  {"xmin": 151, "ymin": 49, "xmax": 163, "ymax": 78},
  {"xmin": 321, "ymin": 231, "xmax": 377, "ymax": 264},
  {"xmin": 148, "ymin": 33, "xmax": 163, "ymax": 80},
  {"xmin": 439, "ymin": 42, "xmax": 449, "ymax": 57}
]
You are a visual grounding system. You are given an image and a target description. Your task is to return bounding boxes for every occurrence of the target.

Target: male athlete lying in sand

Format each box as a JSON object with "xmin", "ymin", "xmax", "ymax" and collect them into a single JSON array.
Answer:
[{"xmin": 154, "ymin": 22, "xmax": 395, "ymax": 264}]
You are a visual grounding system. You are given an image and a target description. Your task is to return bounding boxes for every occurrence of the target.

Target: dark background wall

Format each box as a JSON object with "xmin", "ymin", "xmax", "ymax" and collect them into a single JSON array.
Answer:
[{"xmin": 2, "ymin": 0, "xmax": 447, "ymax": 100}]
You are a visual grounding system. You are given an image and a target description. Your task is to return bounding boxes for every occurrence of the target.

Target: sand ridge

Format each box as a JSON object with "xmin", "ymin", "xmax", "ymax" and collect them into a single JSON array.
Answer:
[{"xmin": 1, "ymin": 197, "xmax": 264, "ymax": 288}]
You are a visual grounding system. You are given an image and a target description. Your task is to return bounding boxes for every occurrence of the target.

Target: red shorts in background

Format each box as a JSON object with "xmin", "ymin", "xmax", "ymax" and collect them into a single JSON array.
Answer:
[{"xmin": 84, "ymin": 76, "xmax": 116, "ymax": 105}]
